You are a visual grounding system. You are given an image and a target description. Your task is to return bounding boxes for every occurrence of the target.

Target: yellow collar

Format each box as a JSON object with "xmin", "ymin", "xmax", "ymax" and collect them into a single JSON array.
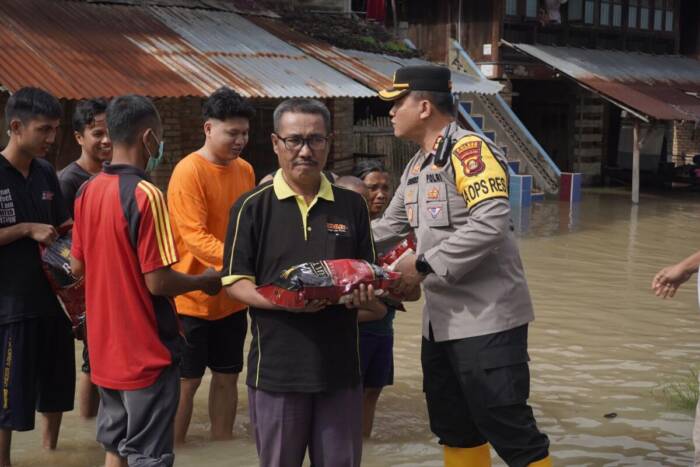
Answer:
[{"xmin": 273, "ymin": 169, "xmax": 334, "ymax": 202}]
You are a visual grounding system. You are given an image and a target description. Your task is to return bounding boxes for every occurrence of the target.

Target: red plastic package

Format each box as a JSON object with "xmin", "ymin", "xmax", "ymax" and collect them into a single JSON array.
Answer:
[
  {"xmin": 257, "ymin": 259, "xmax": 400, "ymax": 309},
  {"xmin": 40, "ymin": 231, "xmax": 86, "ymax": 338},
  {"xmin": 378, "ymin": 233, "xmax": 417, "ymax": 270}
]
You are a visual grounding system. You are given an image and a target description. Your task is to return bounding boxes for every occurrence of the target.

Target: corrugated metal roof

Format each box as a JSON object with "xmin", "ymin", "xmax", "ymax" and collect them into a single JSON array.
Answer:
[
  {"xmin": 505, "ymin": 42, "xmax": 700, "ymax": 122},
  {"xmin": 0, "ymin": 0, "xmax": 375, "ymax": 99},
  {"xmin": 252, "ymin": 17, "xmax": 502, "ymax": 96},
  {"xmin": 343, "ymin": 50, "xmax": 503, "ymax": 95}
]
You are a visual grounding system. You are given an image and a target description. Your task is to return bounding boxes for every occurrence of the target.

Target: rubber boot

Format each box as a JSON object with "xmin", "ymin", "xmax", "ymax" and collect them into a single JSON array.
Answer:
[
  {"xmin": 444, "ymin": 444, "xmax": 491, "ymax": 467},
  {"xmin": 528, "ymin": 455, "xmax": 553, "ymax": 467}
]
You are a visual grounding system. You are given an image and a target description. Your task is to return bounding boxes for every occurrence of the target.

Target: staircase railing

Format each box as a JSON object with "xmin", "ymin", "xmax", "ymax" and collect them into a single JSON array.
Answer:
[
  {"xmin": 450, "ymin": 40, "xmax": 561, "ymax": 193},
  {"xmin": 457, "ymin": 103, "xmax": 517, "ymax": 176}
]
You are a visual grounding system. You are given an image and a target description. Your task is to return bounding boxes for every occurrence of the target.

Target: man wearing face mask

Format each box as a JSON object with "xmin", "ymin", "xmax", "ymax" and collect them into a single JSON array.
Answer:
[
  {"xmin": 167, "ymin": 87, "xmax": 256, "ymax": 444},
  {"xmin": 372, "ymin": 66, "xmax": 551, "ymax": 467},
  {"xmin": 70, "ymin": 95, "xmax": 221, "ymax": 467}
]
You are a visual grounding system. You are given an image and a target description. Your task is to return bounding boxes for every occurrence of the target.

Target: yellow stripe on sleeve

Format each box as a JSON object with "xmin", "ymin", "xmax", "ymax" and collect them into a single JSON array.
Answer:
[
  {"xmin": 225, "ymin": 185, "xmax": 273, "ymax": 277},
  {"xmin": 138, "ymin": 181, "xmax": 177, "ymax": 265}
]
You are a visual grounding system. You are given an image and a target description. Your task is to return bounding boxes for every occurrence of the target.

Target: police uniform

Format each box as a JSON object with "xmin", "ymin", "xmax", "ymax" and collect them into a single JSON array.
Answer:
[{"xmin": 373, "ymin": 66, "xmax": 551, "ymax": 467}]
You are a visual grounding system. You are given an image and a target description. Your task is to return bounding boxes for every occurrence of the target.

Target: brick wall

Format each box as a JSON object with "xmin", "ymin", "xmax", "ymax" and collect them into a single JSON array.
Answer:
[
  {"xmin": 0, "ymin": 92, "xmax": 7, "ymax": 150},
  {"xmin": 30, "ymin": 95, "xmax": 353, "ymax": 191},
  {"xmin": 150, "ymin": 97, "xmax": 205, "ymax": 191},
  {"xmin": 672, "ymin": 121, "xmax": 700, "ymax": 165},
  {"xmin": 328, "ymin": 98, "xmax": 354, "ymax": 174}
]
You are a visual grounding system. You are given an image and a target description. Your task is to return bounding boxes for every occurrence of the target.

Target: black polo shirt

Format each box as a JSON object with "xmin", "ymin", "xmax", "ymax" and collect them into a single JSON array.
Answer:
[
  {"xmin": 0, "ymin": 154, "xmax": 69, "ymax": 325},
  {"xmin": 222, "ymin": 170, "xmax": 376, "ymax": 393}
]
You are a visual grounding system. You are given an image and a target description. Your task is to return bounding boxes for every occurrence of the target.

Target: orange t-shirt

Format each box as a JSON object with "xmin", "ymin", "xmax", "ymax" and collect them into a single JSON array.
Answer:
[{"xmin": 167, "ymin": 152, "xmax": 255, "ymax": 320}]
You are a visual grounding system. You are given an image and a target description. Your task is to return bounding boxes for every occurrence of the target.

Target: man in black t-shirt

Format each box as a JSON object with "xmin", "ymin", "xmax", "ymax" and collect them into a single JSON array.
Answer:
[
  {"xmin": 0, "ymin": 87, "xmax": 75, "ymax": 466},
  {"xmin": 58, "ymin": 98, "xmax": 111, "ymax": 217},
  {"xmin": 57, "ymin": 98, "xmax": 111, "ymax": 422},
  {"xmin": 222, "ymin": 99, "xmax": 382, "ymax": 467}
]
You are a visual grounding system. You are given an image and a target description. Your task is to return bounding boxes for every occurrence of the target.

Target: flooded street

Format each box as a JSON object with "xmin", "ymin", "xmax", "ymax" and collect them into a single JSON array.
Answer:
[{"xmin": 9, "ymin": 188, "xmax": 700, "ymax": 466}]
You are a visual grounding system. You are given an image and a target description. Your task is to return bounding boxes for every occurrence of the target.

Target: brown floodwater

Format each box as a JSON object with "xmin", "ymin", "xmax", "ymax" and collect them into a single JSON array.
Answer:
[{"xmin": 10, "ymin": 188, "xmax": 700, "ymax": 466}]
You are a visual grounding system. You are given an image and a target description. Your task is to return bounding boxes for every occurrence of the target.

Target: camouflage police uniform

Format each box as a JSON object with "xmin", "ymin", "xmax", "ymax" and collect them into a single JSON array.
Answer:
[{"xmin": 373, "ymin": 66, "xmax": 551, "ymax": 467}]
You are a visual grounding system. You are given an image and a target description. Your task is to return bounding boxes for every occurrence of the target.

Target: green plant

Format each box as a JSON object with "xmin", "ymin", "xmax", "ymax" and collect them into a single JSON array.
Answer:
[
  {"xmin": 384, "ymin": 40, "xmax": 410, "ymax": 54},
  {"xmin": 655, "ymin": 368, "xmax": 699, "ymax": 412},
  {"xmin": 357, "ymin": 36, "xmax": 378, "ymax": 47}
]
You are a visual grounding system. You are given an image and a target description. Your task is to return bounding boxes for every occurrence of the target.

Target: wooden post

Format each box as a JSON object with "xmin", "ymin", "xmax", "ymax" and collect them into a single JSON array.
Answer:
[{"xmin": 632, "ymin": 120, "xmax": 640, "ymax": 204}]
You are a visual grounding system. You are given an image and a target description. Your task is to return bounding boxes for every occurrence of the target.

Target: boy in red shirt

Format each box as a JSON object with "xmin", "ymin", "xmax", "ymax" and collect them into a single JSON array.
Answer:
[{"xmin": 71, "ymin": 95, "xmax": 220, "ymax": 467}]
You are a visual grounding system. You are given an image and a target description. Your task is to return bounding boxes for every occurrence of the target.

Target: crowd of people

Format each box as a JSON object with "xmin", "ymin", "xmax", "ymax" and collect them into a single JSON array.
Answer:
[{"xmin": 0, "ymin": 65, "xmax": 560, "ymax": 467}]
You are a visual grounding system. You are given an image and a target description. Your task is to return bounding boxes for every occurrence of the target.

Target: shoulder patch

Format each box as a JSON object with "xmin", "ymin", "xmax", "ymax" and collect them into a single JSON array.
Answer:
[
  {"xmin": 451, "ymin": 135, "xmax": 508, "ymax": 210},
  {"xmin": 453, "ymin": 137, "xmax": 485, "ymax": 177}
]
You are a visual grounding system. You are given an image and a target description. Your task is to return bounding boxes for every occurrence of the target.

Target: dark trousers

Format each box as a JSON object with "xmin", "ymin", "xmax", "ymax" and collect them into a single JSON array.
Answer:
[{"xmin": 421, "ymin": 324, "xmax": 549, "ymax": 467}]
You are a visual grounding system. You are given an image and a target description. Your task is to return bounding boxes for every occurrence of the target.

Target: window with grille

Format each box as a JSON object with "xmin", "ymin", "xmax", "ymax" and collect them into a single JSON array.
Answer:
[
  {"xmin": 526, "ymin": 0, "xmax": 538, "ymax": 18},
  {"xmin": 628, "ymin": 0, "xmax": 638, "ymax": 28},
  {"xmin": 600, "ymin": 0, "xmax": 611, "ymax": 25},
  {"xmin": 640, "ymin": 0, "xmax": 650, "ymax": 29},
  {"xmin": 612, "ymin": 0, "xmax": 623, "ymax": 26},
  {"xmin": 569, "ymin": 0, "xmax": 583, "ymax": 21},
  {"xmin": 653, "ymin": 0, "xmax": 663, "ymax": 30},
  {"xmin": 584, "ymin": 0, "xmax": 595, "ymax": 23},
  {"xmin": 664, "ymin": 0, "xmax": 674, "ymax": 31}
]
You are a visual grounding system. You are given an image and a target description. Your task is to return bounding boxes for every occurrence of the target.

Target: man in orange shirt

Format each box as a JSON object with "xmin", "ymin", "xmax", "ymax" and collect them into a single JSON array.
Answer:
[{"xmin": 167, "ymin": 87, "xmax": 256, "ymax": 444}]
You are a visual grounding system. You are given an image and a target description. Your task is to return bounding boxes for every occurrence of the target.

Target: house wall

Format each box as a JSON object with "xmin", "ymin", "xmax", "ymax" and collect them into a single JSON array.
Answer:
[{"xmin": 672, "ymin": 121, "xmax": 700, "ymax": 164}]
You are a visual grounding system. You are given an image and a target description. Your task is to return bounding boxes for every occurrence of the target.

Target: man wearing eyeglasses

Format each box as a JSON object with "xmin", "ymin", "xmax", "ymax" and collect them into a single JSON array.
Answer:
[{"xmin": 222, "ymin": 98, "xmax": 381, "ymax": 467}]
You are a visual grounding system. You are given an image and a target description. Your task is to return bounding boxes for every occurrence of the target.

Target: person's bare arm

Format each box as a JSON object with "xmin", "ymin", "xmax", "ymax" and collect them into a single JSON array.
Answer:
[
  {"xmin": 0, "ymin": 223, "xmax": 57, "ymax": 246},
  {"xmin": 144, "ymin": 267, "xmax": 221, "ymax": 297},
  {"xmin": 70, "ymin": 256, "xmax": 84, "ymax": 279},
  {"xmin": 225, "ymin": 278, "xmax": 330, "ymax": 313},
  {"xmin": 652, "ymin": 250, "xmax": 700, "ymax": 298}
]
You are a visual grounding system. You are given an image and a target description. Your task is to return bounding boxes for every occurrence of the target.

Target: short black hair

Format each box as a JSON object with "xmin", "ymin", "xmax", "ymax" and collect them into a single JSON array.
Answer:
[
  {"xmin": 5, "ymin": 87, "xmax": 61, "ymax": 124},
  {"xmin": 353, "ymin": 159, "xmax": 386, "ymax": 181},
  {"xmin": 412, "ymin": 91, "xmax": 456, "ymax": 116},
  {"xmin": 73, "ymin": 98, "xmax": 108, "ymax": 133},
  {"xmin": 106, "ymin": 95, "xmax": 160, "ymax": 145},
  {"xmin": 273, "ymin": 99, "xmax": 331, "ymax": 134},
  {"xmin": 202, "ymin": 87, "xmax": 255, "ymax": 121}
]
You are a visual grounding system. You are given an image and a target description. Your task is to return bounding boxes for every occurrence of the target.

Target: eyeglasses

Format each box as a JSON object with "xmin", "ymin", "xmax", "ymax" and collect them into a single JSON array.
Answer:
[{"xmin": 274, "ymin": 134, "xmax": 329, "ymax": 152}]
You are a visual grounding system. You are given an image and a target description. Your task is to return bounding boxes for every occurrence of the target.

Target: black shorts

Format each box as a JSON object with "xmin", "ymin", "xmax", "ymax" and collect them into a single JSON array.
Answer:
[
  {"xmin": 0, "ymin": 313, "xmax": 75, "ymax": 431},
  {"xmin": 179, "ymin": 311, "xmax": 247, "ymax": 379}
]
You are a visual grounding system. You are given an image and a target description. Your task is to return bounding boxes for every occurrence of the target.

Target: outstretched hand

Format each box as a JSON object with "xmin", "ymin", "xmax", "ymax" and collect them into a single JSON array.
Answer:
[{"xmin": 652, "ymin": 263, "xmax": 692, "ymax": 299}]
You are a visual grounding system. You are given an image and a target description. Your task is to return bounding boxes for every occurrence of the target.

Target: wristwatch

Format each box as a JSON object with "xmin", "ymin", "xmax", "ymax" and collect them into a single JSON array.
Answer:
[{"xmin": 415, "ymin": 254, "xmax": 434, "ymax": 275}]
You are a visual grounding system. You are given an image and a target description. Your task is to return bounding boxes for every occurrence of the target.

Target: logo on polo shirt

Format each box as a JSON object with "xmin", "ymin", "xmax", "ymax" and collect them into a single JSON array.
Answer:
[
  {"xmin": 0, "ymin": 188, "xmax": 16, "ymax": 225},
  {"xmin": 41, "ymin": 191, "xmax": 54, "ymax": 201},
  {"xmin": 327, "ymin": 223, "xmax": 348, "ymax": 234}
]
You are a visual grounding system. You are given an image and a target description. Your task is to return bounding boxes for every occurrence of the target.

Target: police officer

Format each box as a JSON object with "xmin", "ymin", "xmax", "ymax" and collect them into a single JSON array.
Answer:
[{"xmin": 373, "ymin": 66, "xmax": 551, "ymax": 467}]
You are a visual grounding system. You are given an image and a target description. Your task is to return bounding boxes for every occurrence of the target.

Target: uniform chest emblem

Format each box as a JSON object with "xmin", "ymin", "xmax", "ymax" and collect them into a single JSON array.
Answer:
[
  {"xmin": 427, "ymin": 187, "xmax": 440, "ymax": 201},
  {"xmin": 41, "ymin": 191, "xmax": 54, "ymax": 201},
  {"xmin": 455, "ymin": 141, "xmax": 485, "ymax": 176},
  {"xmin": 411, "ymin": 162, "xmax": 422, "ymax": 175},
  {"xmin": 327, "ymin": 223, "xmax": 348, "ymax": 234},
  {"xmin": 428, "ymin": 206, "xmax": 442, "ymax": 218},
  {"xmin": 407, "ymin": 205, "xmax": 414, "ymax": 223}
]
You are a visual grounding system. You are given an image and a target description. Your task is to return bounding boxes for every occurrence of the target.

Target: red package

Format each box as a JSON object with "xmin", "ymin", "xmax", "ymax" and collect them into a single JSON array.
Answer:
[
  {"xmin": 40, "ymin": 231, "xmax": 86, "ymax": 338},
  {"xmin": 257, "ymin": 259, "xmax": 400, "ymax": 309},
  {"xmin": 378, "ymin": 233, "xmax": 417, "ymax": 270}
]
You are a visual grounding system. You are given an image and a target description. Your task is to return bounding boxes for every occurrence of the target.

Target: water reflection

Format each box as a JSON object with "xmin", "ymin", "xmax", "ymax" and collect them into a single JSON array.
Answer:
[{"xmin": 8, "ymin": 188, "xmax": 700, "ymax": 466}]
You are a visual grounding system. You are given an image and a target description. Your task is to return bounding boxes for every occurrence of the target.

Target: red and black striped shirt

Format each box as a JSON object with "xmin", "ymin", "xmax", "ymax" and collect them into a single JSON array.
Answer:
[{"xmin": 72, "ymin": 163, "xmax": 181, "ymax": 390}]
